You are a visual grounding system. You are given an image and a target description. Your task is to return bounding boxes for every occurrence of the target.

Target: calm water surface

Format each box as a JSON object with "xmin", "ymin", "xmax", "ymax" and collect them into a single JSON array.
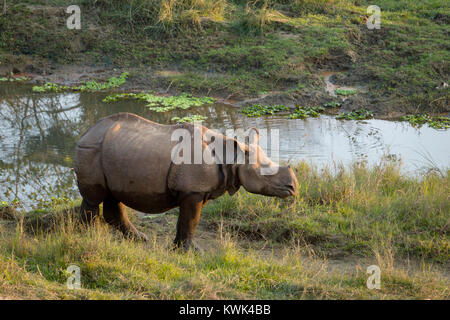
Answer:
[{"xmin": 1, "ymin": 83, "xmax": 449, "ymax": 208}]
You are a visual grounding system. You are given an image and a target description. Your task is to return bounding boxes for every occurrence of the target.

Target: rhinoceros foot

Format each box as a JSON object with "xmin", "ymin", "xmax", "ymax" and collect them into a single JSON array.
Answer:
[
  {"xmin": 127, "ymin": 230, "xmax": 149, "ymax": 242},
  {"xmin": 172, "ymin": 239, "xmax": 202, "ymax": 253}
]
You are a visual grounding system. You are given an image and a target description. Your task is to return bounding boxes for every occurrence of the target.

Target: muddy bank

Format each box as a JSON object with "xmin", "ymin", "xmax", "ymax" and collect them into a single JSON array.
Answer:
[{"xmin": 4, "ymin": 60, "xmax": 417, "ymax": 119}]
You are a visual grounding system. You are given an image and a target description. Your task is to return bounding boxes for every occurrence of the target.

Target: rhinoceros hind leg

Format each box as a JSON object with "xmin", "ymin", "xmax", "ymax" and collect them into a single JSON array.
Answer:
[
  {"xmin": 79, "ymin": 198, "xmax": 100, "ymax": 224},
  {"xmin": 103, "ymin": 195, "xmax": 148, "ymax": 242}
]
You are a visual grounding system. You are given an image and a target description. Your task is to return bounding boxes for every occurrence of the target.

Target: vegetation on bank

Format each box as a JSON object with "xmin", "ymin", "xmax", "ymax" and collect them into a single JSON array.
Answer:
[
  {"xmin": 0, "ymin": 0, "xmax": 448, "ymax": 115},
  {"xmin": 32, "ymin": 72, "xmax": 129, "ymax": 92},
  {"xmin": 0, "ymin": 161, "xmax": 448, "ymax": 299}
]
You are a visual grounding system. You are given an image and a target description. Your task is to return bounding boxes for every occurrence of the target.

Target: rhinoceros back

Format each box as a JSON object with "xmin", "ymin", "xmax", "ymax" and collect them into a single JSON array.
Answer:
[{"xmin": 75, "ymin": 113, "xmax": 179, "ymax": 212}]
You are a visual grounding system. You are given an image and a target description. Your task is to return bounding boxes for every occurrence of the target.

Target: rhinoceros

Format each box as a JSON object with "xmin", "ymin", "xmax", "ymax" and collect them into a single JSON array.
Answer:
[{"xmin": 74, "ymin": 113, "xmax": 298, "ymax": 250}]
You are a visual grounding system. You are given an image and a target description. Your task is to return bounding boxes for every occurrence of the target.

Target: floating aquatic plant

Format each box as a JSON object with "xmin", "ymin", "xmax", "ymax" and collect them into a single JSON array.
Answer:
[
  {"xmin": 146, "ymin": 94, "xmax": 214, "ymax": 112},
  {"xmin": 32, "ymin": 82, "xmax": 70, "ymax": 93},
  {"xmin": 401, "ymin": 114, "xmax": 449, "ymax": 130},
  {"xmin": 288, "ymin": 105, "xmax": 325, "ymax": 119},
  {"xmin": 336, "ymin": 109, "xmax": 373, "ymax": 120},
  {"xmin": 103, "ymin": 92, "xmax": 214, "ymax": 112},
  {"xmin": 241, "ymin": 104, "xmax": 289, "ymax": 117},
  {"xmin": 32, "ymin": 72, "xmax": 129, "ymax": 93},
  {"xmin": 171, "ymin": 115, "xmax": 207, "ymax": 123},
  {"xmin": 0, "ymin": 76, "xmax": 29, "ymax": 82},
  {"xmin": 102, "ymin": 92, "xmax": 139, "ymax": 102},
  {"xmin": 335, "ymin": 88, "xmax": 357, "ymax": 96}
]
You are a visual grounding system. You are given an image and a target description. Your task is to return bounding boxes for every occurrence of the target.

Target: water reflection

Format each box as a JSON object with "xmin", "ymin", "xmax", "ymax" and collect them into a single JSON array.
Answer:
[{"xmin": 1, "ymin": 83, "xmax": 449, "ymax": 208}]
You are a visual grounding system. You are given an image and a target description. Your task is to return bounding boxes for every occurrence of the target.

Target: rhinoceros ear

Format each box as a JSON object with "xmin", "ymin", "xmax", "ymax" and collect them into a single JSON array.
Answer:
[{"xmin": 249, "ymin": 128, "xmax": 260, "ymax": 145}]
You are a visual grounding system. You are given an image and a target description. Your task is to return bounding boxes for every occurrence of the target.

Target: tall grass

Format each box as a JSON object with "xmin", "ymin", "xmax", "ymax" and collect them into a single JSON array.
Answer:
[
  {"xmin": 234, "ymin": 0, "xmax": 288, "ymax": 34},
  {"xmin": 87, "ymin": 0, "xmax": 228, "ymax": 35},
  {"xmin": 203, "ymin": 161, "xmax": 450, "ymax": 261}
]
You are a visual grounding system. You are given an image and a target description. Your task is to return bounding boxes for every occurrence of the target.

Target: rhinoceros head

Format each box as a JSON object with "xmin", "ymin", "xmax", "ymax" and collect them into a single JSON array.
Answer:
[{"xmin": 233, "ymin": 128, "xmax": 298, "ymax": 199}]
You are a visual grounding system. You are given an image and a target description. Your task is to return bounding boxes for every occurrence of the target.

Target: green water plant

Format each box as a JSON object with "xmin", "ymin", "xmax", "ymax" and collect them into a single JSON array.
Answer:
[
  {"xmin": 102, "ymin": 92, "xmax": 140, "ymax": 102},
  {"xmin": 335, "ymin": 88, "xmax": 357, "ymax": 96},
  {"xmin": 337, "ymin": 109, "xmax": 373, "ymax": 120},
  {"xmin": 146, "ymin": 94, "xmax": 214, "ymax": 112},
  {"xmin": 241, "ymin": 104, "xmax": 289, "ymax": 117},
  {"xmin": 103, "ymin": 92, "xmax": 214, "ymax": 112},
  {"xmin": 171, "ymin": 115, "xmax": 207, "ymax": 123},
  {"xmin": 288, "ymin": 105, "xmax": 325, "ymax": 119},
  {"xmin": 32, "ymin": 72, "xmax": 129, "ymax": 93},
  {"xmin": 401, "ymin": 114, "xmax": 450, "ymax": 130},
  {"xmin": 428, "ymin": 116, "xmax": 450, "ymax": 130},
  {"xmin": 32, "ymin": 82, "xmax": 70, "ymax": 93},
  {"xmin": 0, "ymin": 76, "xmax": 29, "ymax": 82}
]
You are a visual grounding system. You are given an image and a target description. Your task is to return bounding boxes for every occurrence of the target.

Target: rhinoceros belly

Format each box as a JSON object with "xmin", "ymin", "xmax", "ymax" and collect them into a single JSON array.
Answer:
[{"xmin": 111, "ymin": 190, "xmax": 177, "ymax": 214}]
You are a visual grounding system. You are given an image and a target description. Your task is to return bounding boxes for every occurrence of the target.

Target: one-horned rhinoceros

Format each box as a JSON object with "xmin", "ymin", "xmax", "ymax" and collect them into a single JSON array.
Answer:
[{"xmin": 74, "ymin": 113, "xmax": 298, "ymax": 250}]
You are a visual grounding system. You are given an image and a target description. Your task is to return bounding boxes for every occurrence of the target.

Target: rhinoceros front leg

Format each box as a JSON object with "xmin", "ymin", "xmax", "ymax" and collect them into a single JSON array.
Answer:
[
  {"xmin": 174, "ymin": 194, "xmax": 204, "ymax": 251},
  {"xmin": 103, "ymin": 195, "xmax": 149, "ymax": 242}
]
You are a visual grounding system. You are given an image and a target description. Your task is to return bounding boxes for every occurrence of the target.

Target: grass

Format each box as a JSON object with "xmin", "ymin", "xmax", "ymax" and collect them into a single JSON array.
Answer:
[
  {"xmin": 0, "ymin": 161, "xmax": 448, "ymax": 299},
  {"xmin": 1, "ymin": 217, "xmax": 447, "ymax": 299},
  {"xmin": 86, "ymin": 0, "xmax": 228, "ymax": 36},
  {"xmin": 202, "ymin": 161, "xmax": 449, "ymax": 263}
]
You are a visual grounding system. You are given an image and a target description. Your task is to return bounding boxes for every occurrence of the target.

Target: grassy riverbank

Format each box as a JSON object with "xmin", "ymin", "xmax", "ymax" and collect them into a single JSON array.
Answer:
[
  {"xmin": 0, "ymin": 162, "xmax": 448, "ymax": 299},
  {"xmin": 0, "ymin": 0, "xmax": 449, "ymax": 115}
]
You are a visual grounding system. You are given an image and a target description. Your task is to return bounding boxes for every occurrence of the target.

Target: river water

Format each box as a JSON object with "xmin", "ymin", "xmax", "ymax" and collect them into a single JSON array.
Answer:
[{"xmin": 1, "ymin": 83, "xmax": 449, "ymax": 208}]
